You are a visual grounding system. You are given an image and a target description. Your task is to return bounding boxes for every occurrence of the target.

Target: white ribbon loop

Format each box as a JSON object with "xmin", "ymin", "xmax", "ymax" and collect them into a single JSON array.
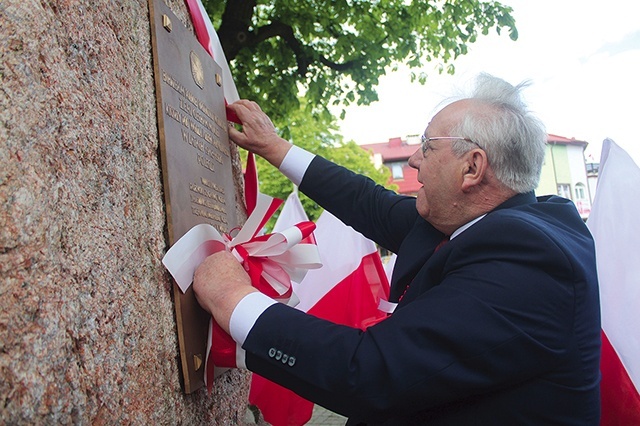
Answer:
[{"xmin": 162, "ymin": 193, "xmax": 322, "ymax": 300}]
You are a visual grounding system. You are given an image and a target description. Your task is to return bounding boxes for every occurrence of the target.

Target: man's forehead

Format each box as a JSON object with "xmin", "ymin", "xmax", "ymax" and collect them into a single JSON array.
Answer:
[{"xmin": 424, "ymin": 99, "xmax": 473, "ymax": 133}]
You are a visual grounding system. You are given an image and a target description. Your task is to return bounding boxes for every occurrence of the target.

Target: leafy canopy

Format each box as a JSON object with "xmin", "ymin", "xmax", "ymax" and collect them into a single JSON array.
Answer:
[
  {"xmin": 249, "ymin": 99, "xmax": 394, "ymax": 224},
  {"xmin": 205, "ymin": 0, "xmax": 516, "ymax": 121},
  {"xmin": 204, "ymin": 0, "xmax": 516, "ymax": 220}
]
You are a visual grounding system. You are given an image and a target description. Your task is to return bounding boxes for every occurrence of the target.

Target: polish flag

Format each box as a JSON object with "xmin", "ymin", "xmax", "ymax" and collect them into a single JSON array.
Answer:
[
  {"xmin": 249, "ymin": 191, "xmax": 390, "ymax": 425},
  {"xmin": 249, "ymin": 191, "xmax": 316, "ymax": 426},
  {"xmin": 586, "ymin": 139, "xmax": 640, "ymax": 425},
  {"xmin": 273, "ymin": 190, "xmax": 313, "ymax": 239},
  {"xmin": 299, "ymin": 210, "xmax": 390, "ymax": 327}
]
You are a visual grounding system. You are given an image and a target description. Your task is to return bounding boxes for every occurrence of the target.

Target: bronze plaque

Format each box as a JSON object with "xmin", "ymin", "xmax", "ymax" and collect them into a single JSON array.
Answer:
[{"xmin": 149, "ymin": 0, "xmax": 238, "ymax": 393}]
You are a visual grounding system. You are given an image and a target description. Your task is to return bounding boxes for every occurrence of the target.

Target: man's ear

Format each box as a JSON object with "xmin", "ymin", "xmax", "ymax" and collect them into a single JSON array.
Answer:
[{"xmin": 461, "ymin": 149, "xmax": 488, "ymax": 192}]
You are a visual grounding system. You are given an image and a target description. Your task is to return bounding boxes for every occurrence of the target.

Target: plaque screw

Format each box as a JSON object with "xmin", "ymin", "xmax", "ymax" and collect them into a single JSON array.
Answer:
[
  {"xmin": 193, "ymin": 354, "xmax": 203, "ymax": 371},
  {"xmin": 162, "ymin": 15, "xmax": 172, "ymax": 32},
  {"xmin": 215, "ymin": 73, "xmax": 222, "ymax": 87}
]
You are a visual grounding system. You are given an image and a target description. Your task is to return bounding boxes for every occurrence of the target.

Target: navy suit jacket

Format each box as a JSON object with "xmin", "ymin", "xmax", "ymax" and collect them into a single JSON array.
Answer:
[{"xmin": 243, "ymin": 156, "xmax": 601, "ymax": 425}]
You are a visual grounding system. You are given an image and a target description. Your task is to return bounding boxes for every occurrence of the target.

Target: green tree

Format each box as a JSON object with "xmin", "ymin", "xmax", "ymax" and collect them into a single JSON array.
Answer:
[
  {"xmin": 207, "ymin": 0, "xmax": 516, "ymax": 222},
  {"xmin": 253, "ymin": 100, "xmax": 394, "ymax": 225},
  {"xmin": 204, "ymin": 0, "xmax": 516, "ymax": 121}
]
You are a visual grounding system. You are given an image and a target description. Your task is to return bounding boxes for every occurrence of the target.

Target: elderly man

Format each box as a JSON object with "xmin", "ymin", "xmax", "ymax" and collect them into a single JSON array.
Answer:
[{"xmin": 194, "ymin": 74, "xmax": 600, "ymax": 425}]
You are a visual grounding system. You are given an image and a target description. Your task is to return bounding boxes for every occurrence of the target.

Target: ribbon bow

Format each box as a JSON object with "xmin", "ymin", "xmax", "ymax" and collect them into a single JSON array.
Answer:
[
  {"xmin": 230, "ymin": 221, "xmax": 318, "ymax": 303},
  {"xmin": 162, "ymin": 192, "xmax": 322, "ymax": 391},
  {"xmin": 178, "ymin": 0, "xmax": 321, "ymax": 392},
  {"xmin": 162, "ymin": 193, "xmax": 321, "ymax": 299}
]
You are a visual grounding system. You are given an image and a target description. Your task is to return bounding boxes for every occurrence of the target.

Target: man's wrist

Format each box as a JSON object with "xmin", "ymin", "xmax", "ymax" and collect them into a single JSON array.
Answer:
[
  {"xmin": 259, "ymin": 137, "xmax": 293, "ymax": 168},
  {"xmin": 211, "ymin": 287, "xmax": 259, "ymax": 335},
  {"xmin": 279, "ymin": 145, "xmax": 315, "ymax": 186},
  {"xmin": 229, "ymin": 292, "xmax": 277, "ymax": 344}
]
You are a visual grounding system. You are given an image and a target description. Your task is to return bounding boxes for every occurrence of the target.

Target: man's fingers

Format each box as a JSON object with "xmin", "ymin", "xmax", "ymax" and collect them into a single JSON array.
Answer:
[
  {"xmin": 225, "ymin": 99, "xmax": 289, "ymax": 165},
  {"xmin": 228, "ymin": 125, "xmax": 246, "ymax": 145},
  {"xmin": 227, "ymin": 100, "xmax": 261, "ymax": 122}
]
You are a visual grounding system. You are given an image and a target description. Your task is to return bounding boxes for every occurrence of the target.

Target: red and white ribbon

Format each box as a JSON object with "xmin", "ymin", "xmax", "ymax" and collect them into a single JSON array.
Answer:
[
  {"xmin": 176, "ymin": 0, "xmax": 316, "ymax": 392},
  {"xmin": 184, "ymin": 0, "xmax": 240, "ymax": 122},
  {"xmin": 162, "ymin": 193, "xmax": 322, "ymax": 390},
  {"xmin": 162, "ymin": 193, "xmax": 321, "ymax": 298}
]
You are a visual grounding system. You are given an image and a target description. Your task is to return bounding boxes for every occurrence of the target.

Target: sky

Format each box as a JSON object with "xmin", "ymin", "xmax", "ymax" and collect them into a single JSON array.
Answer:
[{"xmin": 336, "ymin": 0, "xmax": 640, "ymax": 166}]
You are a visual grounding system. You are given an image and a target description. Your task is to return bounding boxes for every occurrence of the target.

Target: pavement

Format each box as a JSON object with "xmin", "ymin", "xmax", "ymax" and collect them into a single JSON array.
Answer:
[
  {"xmin": 305, "ymin": 405, "xmax": 347, "ymax": 425},
  {"xmin": 244, "ymin": 403, "xmax": 347, "ymax": 425}
]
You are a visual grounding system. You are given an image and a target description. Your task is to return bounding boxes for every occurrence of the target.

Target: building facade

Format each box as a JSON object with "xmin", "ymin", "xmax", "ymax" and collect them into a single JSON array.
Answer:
[
  {"xmin": 538, "ymin": 135, "xmax": 592, "ymax": 219},
  {"xmin": 361, "ymin": 134, "xmax": 594, "ymax": 219},
  {"xmin": 363, "ymin": 136, "xmax": 423, "ymax": 196}
]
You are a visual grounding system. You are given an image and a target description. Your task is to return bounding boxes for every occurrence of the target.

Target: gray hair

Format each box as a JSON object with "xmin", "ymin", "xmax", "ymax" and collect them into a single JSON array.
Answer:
[{"xmin": 450, "ymin": 73, "xmax": 547, "ymax": 193}]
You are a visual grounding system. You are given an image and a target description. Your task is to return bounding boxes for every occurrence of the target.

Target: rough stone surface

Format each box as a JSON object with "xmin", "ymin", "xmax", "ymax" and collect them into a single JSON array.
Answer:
[{"xmin": 1, "ymin": 0, "xmax": 258, "ymax": 424}]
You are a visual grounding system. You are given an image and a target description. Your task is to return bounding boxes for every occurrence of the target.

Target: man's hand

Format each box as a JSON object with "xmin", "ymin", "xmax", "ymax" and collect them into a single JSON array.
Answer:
[
  {"xmin": 193, "ymin": 251, "xmax": 258, "ymax": 334},
  {"xmin": 227, "ymin": 100, "xmax": 292, "ymax": 168}
]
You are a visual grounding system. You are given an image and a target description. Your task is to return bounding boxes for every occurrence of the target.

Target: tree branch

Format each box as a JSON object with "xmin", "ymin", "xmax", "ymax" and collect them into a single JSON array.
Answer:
[
  {"xmin": 318, "ymin": 55, "xmax": 360, "ymax": 72},
  {"xmin": 217, "ymin": 2, "xmax": 363, "ymax": 76},
  {"xmin": 217, "ymin": 0, "xmax": 256, "ymax": 60},
  {"xmin": 254, "ymin": 21, "xmax": 310, "ymax": 76}
]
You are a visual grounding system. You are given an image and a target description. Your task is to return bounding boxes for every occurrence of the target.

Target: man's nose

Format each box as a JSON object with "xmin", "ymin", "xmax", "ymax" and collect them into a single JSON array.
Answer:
[{"xmin": 408, "ymin": 148, "xmax": 422, "ymax": 169}]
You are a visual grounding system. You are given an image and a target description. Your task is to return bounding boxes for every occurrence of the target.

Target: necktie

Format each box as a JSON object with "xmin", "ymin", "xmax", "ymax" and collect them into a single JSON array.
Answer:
[
  {"xmin": 434, "ymin": 235, "xmax": 450, "ymax": 252},
  {"xmin": 398, "ymin": 235, "xmax": 449, "ymax": 302}
]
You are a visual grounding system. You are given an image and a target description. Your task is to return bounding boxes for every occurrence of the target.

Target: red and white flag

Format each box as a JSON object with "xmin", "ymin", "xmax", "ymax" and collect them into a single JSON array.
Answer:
[
  {"xmin": 249, "ymin": 191, "xmax": 391, "ymax": 425},
  {"xmin": 249, "ymin": 191, "xmax": 316, "ymax": 426},
  {"xmin": 273, "ymin": 190, "xmax": 312, "ymax": 238},
  {"xmin": 299, "ymin": 209, "xmax": 390, "ymax": 327},
  {"xmin": 586, "ymin": 139, "xmax": 640, "ymax": 424}
]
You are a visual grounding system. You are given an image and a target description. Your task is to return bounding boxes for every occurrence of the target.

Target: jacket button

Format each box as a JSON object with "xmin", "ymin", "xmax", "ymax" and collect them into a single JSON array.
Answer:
[
  {"xmin": 275, "ymin": 350, "xmax": 282, "ymax": 361},
  {"xmin": 281, "ymin": 354, "xmax": 289, "ymax": 364},
  {"xmin": 268, "ymin": 348, "xmax": 276, "ymax": 358},
  {"xmin": 288, "ymin": 356, "xmax": 296, "ymax": 367}
]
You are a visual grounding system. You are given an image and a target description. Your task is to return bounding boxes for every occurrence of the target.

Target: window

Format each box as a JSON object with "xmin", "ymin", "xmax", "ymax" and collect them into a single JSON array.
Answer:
[
  {"xmin": 557, "ymin": 183, "xmax": 572, "ymax": 199},
  {"xmin": 390, "ymin": 162, "xmax": 404, "ymax": 179},
  {"xmin": 575, "ymin": 183, "xmax": 586, "ymax": 200}
]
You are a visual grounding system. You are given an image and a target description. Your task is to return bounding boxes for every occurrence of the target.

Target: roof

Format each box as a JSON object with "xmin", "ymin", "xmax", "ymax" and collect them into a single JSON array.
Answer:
[
  {"xmin": 360, "ymin": 137, "xmax": 421, "ymax": 162},
  {"xmin": 359, "ymin": 138, "xmax": 422, "ymax": 194},
  {"xmin": 547, "ymin": 134, "xmax": 588, "ymax": 147}
]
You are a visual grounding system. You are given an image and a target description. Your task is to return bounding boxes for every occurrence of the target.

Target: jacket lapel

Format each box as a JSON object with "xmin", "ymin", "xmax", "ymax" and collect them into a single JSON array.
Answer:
[
  {"xmin": 389, "ymin": 218, "xmax": 445, "ymax": 301},
  {"xmin": 390, "ymin": 192, "xmax": 538, "ymax": 303}
]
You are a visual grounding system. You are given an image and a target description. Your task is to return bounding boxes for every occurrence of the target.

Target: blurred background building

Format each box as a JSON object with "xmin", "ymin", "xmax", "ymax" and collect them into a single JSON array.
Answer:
[{"xmin": 361, "ymin": 134, "xmax": 598, "ymax": 221}]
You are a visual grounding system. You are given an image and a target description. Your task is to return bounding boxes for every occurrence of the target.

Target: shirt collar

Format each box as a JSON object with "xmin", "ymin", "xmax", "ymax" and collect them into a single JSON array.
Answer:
[
  {"xmin": 450, "ymin": 214, "xmax": 486, "ymax": 240},
  {"xmin": 449, "ymin": 191, "xmax": 536, "ymax": 239}
]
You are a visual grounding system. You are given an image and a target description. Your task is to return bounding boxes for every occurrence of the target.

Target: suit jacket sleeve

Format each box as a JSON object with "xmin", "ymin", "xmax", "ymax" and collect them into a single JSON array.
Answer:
[
  {"xmin": 299, "ymin": 155, "xmax": 424, "ymax": 253},
  {"xmin": 241, "ymin": 208, "xmax": 600, "ymax": 422}
]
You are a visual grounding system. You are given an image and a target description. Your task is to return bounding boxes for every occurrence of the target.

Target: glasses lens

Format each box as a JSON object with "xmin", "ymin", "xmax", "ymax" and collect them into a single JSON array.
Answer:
[{"xmin": 421, "ymin": 134, "xmax": 428, "ymax": 154}]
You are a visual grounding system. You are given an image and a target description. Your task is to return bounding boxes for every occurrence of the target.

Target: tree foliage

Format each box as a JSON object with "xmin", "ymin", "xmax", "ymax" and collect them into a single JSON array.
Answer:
[
  {"xmin": 251, "ymin": 100, "xmax": 394, "ymax": 224},
  {"xmin": 204, "ymin": 0, "xmax": 517, "ymax": 121},
  {"xmin": 205, "ymin": 0, "xmax": 516, "ymax": 221}
]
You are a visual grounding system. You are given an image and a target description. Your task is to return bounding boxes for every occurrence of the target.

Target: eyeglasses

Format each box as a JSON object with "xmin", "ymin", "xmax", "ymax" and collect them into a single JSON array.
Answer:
[{"xmin": 420, "ymin": 135, "xmax": 483, "ymax": 156}]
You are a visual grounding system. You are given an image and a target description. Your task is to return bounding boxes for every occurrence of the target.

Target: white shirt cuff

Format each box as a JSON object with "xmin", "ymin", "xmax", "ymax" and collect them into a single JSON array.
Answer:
[
  {"xmin": 279, "ymin": 145, "xmax": 315, "ymax": 186},
  {"xmin": 229, "ymin": 292, "xmax": 277, "ymax": 345}
]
